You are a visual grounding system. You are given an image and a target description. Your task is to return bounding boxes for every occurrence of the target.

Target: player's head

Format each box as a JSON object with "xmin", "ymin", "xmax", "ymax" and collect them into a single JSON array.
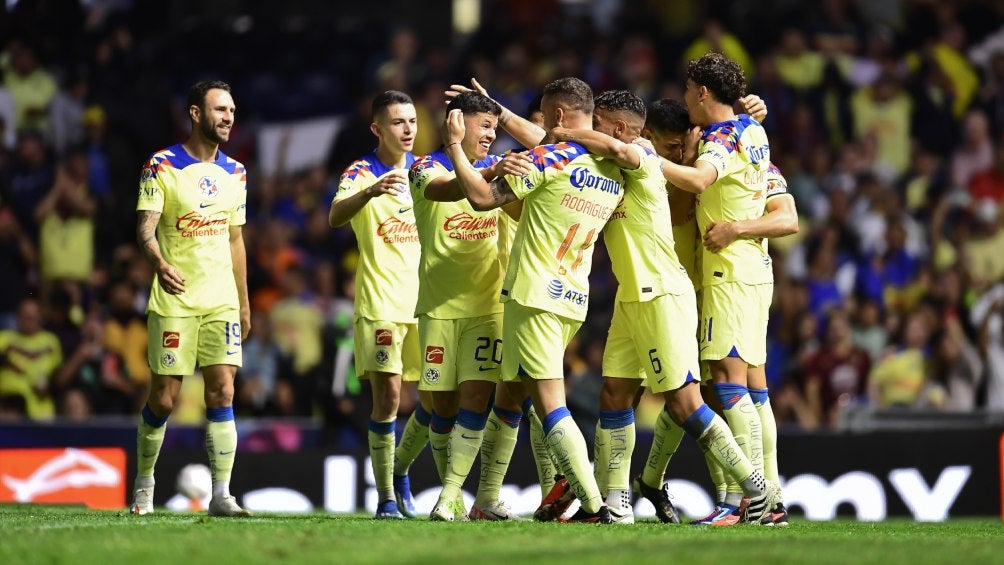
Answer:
[
  {"xmin": 643, "ymin": 98, "xmax": 692, "ymax": 164},
  {"xmin": 370, "ymin": 90, "xmax": 417, "ymax": 155},
  {"xmin": 187, "ymin": 80, "xmax": 235, "ymax": 145},
  {"xmin": 684, "ymin": 52, "xmax": 746, "ymax": 125},
  {"xmin": 540, "ymin": 77, "xmax": 594, "ymax": 130},
  {"xmin": 15, "ymin": 297, "xmax": 41, "ymax": 336},
  {"xmin": 527, "ymin": 94, "xmax": 544, "ymax": 128},
  {"xmin": 592, "ymin": 90, "xmax": 646, "ymax": 143},
  {"xmin": 446, "ymin": 91, "xmax": 502, "ymax": 161}
]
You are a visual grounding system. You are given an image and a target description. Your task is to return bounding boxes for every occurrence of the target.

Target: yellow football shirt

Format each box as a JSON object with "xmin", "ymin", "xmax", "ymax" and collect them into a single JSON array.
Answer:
[
  {"xmin": 137, "ymin": 144, "xmax": 247, "ymax": 317},
  {"xmin": 502, "ymin": 142, "xmax": 624, "ymax": 321},
  {"xmin": 695, "ymin": 115, "xmax": 772, "ymax": 287},
  {"xmin": 605, "ymin": 144, "xmax": 692, "ymax": 302},
  {"xmin": 333, "ymin": 151, "xmax": 420, "ymax": 323},
  {"xmin": 409, "ymin": 150, "xmax": 504, "ymax": 319},
  {"xmin": 0, "ymin": 329, "xmax": 62, "ymax": 418}
]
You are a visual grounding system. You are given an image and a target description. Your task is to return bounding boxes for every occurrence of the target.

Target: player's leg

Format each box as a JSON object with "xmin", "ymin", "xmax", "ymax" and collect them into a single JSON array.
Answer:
[
  {"xmin": 439, "ymin": 378, "xmax": 493, "ymax": 520},
  {"xmin": 202, "ymin": 363, "xmax": 249, "ymax": 516},
  {"xmin": 470, "ymin": 378, "xmax": 523, "ymax": 519},
  {"xmin": 699, "ymin": 380, "xmax": 729, "ymax": 507},
  {"xmin": 748, "ymin": 363, "xmax": 787, "ymax": 525},
  {"xmin": 663, "ymin": 381, "xmax": 779, "ymax": 525},
  {"xmin": 132, "ymin": 313, "xmax": 193, "ymax": 515},
  {"xmin": 521, "ymin": 391, "xmax": 557, "ymax": 500},
  {"xmin": 392, "ymin": 324, "xmax": 430, "ymax": 518},
  {"xmin": 597, "ymin": 376, "xmax": 639, "ymax": 523}
]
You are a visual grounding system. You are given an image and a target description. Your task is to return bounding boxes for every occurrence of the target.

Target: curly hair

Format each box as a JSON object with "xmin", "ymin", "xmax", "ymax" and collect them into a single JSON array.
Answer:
[
  {"xmin": 542, "ymin": 77, "xmax": 594, "ymax": 114},
  {"xmin": 645, "ymin": 98, "xmax": 692, "ymax": 134},
  {"xmin": 594, "ymin": 90, "xmax": 646, "ymax": 121},
  {"xmin": 371, "ymin": 90, "xmax": 413, "ymax": 119},
  {"xmin": 446, "ymin": 91, "xmax": 502, "ymax": 116},
  {"xmin": 686, "ymin": 52, "xmax": 746, "ymax": 105}
]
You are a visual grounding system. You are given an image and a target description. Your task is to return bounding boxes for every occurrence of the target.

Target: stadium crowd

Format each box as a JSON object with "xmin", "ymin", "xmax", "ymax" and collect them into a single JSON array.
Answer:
[{"xmin": 2, "ymin": 0, "xmax": 1004, "ymax": 439}]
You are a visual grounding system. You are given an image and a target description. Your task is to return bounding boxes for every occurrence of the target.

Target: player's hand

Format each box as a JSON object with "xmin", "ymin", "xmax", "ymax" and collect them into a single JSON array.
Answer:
[
  {"xmin": 703, "ymin": 221, "xmax": 739, "ymax": 253},
  {"xmin": 239, "ymin": 307, "xmax": 251, "ymax": 340},
  {"xmin": 445, "ymin": 78, "xmax": 489, "ymax": 102},
  {"xmin": 364, "ymin": 171, "xmax": 408, "ymax": 198},
  {"xmin": 489, "ymin": 152, "xmax": 533, "ymax": 178},
  {"xmin": 632, "ymin": 136, "xmax": 656, "ymax": 152},
  {"xmin": 739, "ymin": 94, "xmax": 767, "ymax": 123},
  {"xmin": 683, "ymin": 126, "xmax": 701, "ymax": 165},
  {"xmin": 156, "ymin": 262, "xmax": 186, "ymax": 295},
  {"xmin": 442, "ymin": 109, "xmax": 466, "ymax": 146}
]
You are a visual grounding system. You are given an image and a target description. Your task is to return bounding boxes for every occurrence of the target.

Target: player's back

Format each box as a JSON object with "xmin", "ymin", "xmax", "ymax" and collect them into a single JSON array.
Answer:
[
  {"xmin": 502, "ymin": 142, "xmax": 624, "ymax": 321},
  {"xmin": 138, "ymin": 144, "xmax": 247, "ymax": 317},
  {"xmin": 334, "ymin": 152, "xmax": 420, "ymax": 323},
  {"xmin": 409, "ymin": 150, "xmax": 504, "ymax": 320},
  {"xmin": 604, "ymin": 144, "xmax": 692, "ymax": 302},
  {"xmin": 694, "ymin": 114, "xmax": 772, "ymax": 287}
]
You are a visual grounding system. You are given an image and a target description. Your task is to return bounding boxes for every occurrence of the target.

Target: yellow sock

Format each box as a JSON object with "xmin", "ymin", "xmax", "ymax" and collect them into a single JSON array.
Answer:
[
  {"xmin": 641, "ymin": 408, "xmax": 684, "ymax": 488},
  {"xmin": 368, "ymin": 419, "xmax": 396, "ymax": 501}
]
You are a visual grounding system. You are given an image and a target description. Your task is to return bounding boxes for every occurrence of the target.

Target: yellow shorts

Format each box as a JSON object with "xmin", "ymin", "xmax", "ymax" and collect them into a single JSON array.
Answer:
[
  {"xmin": 418, "ymin": 313, "xmax": 503, "ymax": 391},
  {"xmin": 353, "ymin": 317, "xmax": 420, "ymax": 382},
  {"xmin": 602, "ymin": 293, "xmax": 701, "ymax": 394},
  {"xmin": 147, "ymin": 309, "xmax": 241, "ymax": 375},
  {"xmin": 502, "ymin": 302, "xmax": 581, "ymax": 381},
  {"xmin": 699, "ymin": 282, "xmax": 772, "ymax": 366}
]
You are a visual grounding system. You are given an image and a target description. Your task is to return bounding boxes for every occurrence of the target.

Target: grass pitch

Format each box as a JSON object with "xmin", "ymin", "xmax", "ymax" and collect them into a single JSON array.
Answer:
[{"xmin": 1, "ymin": 505, "xmax": 1001, "ymax": 564}]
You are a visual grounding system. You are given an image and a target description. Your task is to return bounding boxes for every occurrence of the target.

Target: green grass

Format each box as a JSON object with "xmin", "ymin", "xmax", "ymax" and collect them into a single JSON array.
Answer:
[{"xmin": 1, "ymin": 505, "xmax": 1001, "ymax": 564}]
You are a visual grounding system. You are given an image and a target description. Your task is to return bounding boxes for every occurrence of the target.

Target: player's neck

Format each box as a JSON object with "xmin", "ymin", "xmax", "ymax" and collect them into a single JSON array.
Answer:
[
  {"xmin": 375, "ymin": 145, "xmax": 407, "ymax": 169},
  {"xmin": 182, "ymin": 135, "xmax": 220, "ymax": 163},
  {"xmin": 704, "ymin": 104, "xmax": 737, "ymax": 126}
]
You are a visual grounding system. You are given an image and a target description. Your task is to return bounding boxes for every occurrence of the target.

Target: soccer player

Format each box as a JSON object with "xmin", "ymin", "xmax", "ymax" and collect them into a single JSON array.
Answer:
[
  {"xmin": 549, "ymin": 91, "xmax": 779, "ymax": 525},
  {"xmin": 408, "ymin": 91, "xmax": 533, "ymax": 521},
  {"xmin": 661, "ymin": 52, "xmax": 780, "ymax": 525},
  {"xmin": 328, "ymin": 91, "xmax": 431, "ymax": 519},
  {"xmin": 701, "ymin": 161, "xmax": 798, "ymax": 525},
  {"xmin": 131, "ymin": 80, "xmax": 251, "ymax": 516},
  {"xmin": 448, "ymin": 77, "xmax": 625, "ymax": 523}
]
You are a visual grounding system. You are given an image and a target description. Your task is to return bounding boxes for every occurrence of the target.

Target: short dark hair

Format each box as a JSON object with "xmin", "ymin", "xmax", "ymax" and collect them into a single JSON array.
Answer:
[
  {"xmin": 594, "ymin": 90, "xmax": 646, "ymax": 121},
  {"xmin": 645, "ymin": 99, "xmax": 692, "ymax": 134},
  {"xmin": 372, "ymin": 90, "xmax": 413, "ymax": 119},
  {"xmin": 686, "ymin": 52, "xmax": 746, "ymax": 105},
  {"xmin": 542, "ymin": 77, "xmax": 594, "ymax": 114},
  {"xmin": 187, "ymin": 80, "xmax": 232, "ymax": 109},
  {"xmin": 446, "ymin": 91, "xmax": 502, "ymax": 116}
]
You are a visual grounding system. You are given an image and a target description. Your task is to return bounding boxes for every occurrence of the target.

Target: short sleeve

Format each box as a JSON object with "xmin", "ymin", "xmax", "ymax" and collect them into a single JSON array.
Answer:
[
  {"xmin": 230, "ymin": 177, "xmax": 247, "ymax": 226},
  {"xmin": 136, "ymin": 158, "xmax": 165, "ymax": 212},
  {"xmin": 503, "ymin": 164, "xmax": 544, "ymax": 200},
  {"xmin": 695, "ymin": 140, "xmax": 730, "ymax": 182}
]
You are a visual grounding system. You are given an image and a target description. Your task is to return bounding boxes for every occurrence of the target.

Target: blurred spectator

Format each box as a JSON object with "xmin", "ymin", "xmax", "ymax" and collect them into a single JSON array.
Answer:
[
  {"xmin": 803, "ymin": 310, "xmax": 871, "ymax": 429},
  {"xmin": 7, "ymin": 129, "xmax": 55, "ymax": 238},
  {"xmin": 102, "ymin": 279, "xmax": 149, "ymax": 385},
  {"xmin": 270, "ymin": 265, "xmax": 323, "ymax": 415},
  {"xmin": 775, "ymin": 28, "xmax": 826, "ymax": 93},
  {"xmin": 952, "ymin": 110, "xmax": 995, "ymax": 192},
  {"xmin": 925, "ymin": 314, "xmax": 982, "ymax": 411},
  {"xmin": 53, "ymin": 311, "xmax": 137, "ymax": 415},
  {"xmin": 681, "ymin": 20, "xmax": 754, "ymax": 79},
  {"xmin": 1, "ymin": 39, "xmax": 58, "ymax": 133},
  {"xmin": 868, "ymin": 311, "xmax": 931, "ymax": 408},
  {"xmin": 47, "ymin": 72, "xmax": 88, "ymax": 156},
  {"xmin": 974, "ymin": 284, "xmax": 1004, "ymax": 410},
  {"xmin": 0, "ymin": 69, "xmax": 15, "ymax": 150},
  {"xmin": 851, "ymin": 298, "xmax": 888, "ymax": 362},
  {"xmin": 237, "ymin": 311, "xmax": 282, "ymax": 416},
  {"xmin": 0, "ymin": 206, "xmax": 36, "ymax": 328},
  {"xmin": 851, "ymin": 74, "xmax": 912, "ymax": 176},
  {"xmin": 968, "ymin": 145, "xmax": 1004, "ymax": 205},
  {"xmin": 35, "ymin": 151, "xmax": 96, "ymax": 285},
  {"xmin": 44, "ymin": 284, "xmax": 83, "ymax": 358},
  {"xmin": 0, "ymin": 297, "xmax": 62, "ymax": 419},
  {"xmin": 856, "ymin": 216, "xmax": 921, "ymax": 311}
]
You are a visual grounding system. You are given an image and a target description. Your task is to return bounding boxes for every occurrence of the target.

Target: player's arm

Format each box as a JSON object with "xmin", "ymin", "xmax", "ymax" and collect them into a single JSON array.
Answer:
[
  {"xmin": 328, "ymin": 170, "xmax": 408, "ymax": 227},
  {"xmin": 550, "ymin": 127, "xmax": 641, "ymax": 170},
  {"xmin": 230, "ymin": 224, "xmax": 251, "ymax": 339},
  {"xmin": 660, "ymin": 127, "xmax": 717, "ymax": 194},
  {"xmin": 738, "ymin": 94, "xmax": 767, "ymax": 123},
  {"xmin": 443, "ymin": 110, "xmax": 519, "ymax": 211},
  {"xmin": 447, "ymin": 78, "xmax": 546, "ymax": 148},
  {"xmin": 703, "ymin": 193, "xmax": 799, "ymax": 253},
  {"xmin": 425, "ymin": 153, "xmax": 533, "ymax": 202},
  {"xmin": 137, "ymin": 210, "xmax": 186, "ymax": 295}
]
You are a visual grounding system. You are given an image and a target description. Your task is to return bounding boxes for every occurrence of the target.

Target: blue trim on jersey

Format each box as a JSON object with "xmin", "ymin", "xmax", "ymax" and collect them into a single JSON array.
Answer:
[
  {"xmin": 714, "ymin": 383, "xmax": 749, "ymax": 410},
  {"xmin": 206, "ymin": 406, "xmax": 235, "ymax": 423},
  {"xmin": 141, "ymin": 404, "xmax": 167, "ymax": 428},
  {"xmin": 684, "ymin": 370, "xmax": 698, "ymax": 385},
  {"xmin": 414, "ymin": 404, "xmax": 432, "ymax": 427},
  {"xmin": 429, "ymin": 412, "xmax": 457, "ymax": 434},
  {"xmin": 419, "ymin": 148, "xmax": 500, "ymax": 174},
  {"xmin": 727, "ymin": 345, "xmax": 741, "ymax": 358},
  {"xmin": 365, "ymin": 150, "xmax": 417, "ymax": 178},
  {"xmin": 682, "ymin": 404, "xmax": 716, "ymax": 437},
  {"xmin": 493, "ymin": 405, "xmax": 523, "ymax": 429},
  {"xmin": 701, "ymin": 114, "xmax": 761, "ymax": 160},
  {"xmin": 749, "ymin": 387, "xmax": 769, "ymax": 405},
  {"xmin": 599, "ymin": 408, "xmax": 635, "ymax": 429},
  {"xmin": 457, "ymin": 408, "xmax": 489, "ymax": 431},
  {"xmin": 542, "ymin": 406, "xmax": 572, "ymax": 435},
  {"xmin": 369, "ymin": 419, "xmax": 396, "ymax": 435},
  {"xmin": 528, "ymin": 142, "xmax": 588, "ymax": 172}
]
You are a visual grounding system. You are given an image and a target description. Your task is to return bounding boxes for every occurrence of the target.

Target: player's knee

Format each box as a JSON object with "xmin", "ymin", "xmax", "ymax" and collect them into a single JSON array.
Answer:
[{"xmin": 599, "ymin": 380, "xmax": 634, "ymax": 411}]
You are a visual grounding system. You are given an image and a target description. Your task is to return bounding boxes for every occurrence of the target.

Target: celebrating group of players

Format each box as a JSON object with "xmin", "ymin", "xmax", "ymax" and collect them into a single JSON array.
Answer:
[
  {"xmin": 329, "ymin": 50, "xmax": 798, "ymax": 525},
  {"xmin": 127, "ymin": 50, "xmax": 798, "ymax": 525}
]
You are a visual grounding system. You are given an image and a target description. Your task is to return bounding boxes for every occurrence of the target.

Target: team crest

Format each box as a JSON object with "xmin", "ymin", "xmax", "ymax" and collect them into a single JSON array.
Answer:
[
  {"xmin": 162, "ymin": 352, "xmax": 177, "ymax": 367},
  {"xmin": 198, "ymin": 176, "xmax": 219, "ymax": 199},
  {"xmin": 375, "ymin": 350, "xmax": 390, "ymax": 365},
  {"xmin": 424, "ymin": 368, "xmax": 441, "ymax": 384}
]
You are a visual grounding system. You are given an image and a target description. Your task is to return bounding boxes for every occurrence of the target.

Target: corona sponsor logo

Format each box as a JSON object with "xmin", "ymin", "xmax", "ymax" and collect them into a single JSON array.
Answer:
[{"xmin": 569, "ymin": 167, "xmax": 621, "ymax": 195}]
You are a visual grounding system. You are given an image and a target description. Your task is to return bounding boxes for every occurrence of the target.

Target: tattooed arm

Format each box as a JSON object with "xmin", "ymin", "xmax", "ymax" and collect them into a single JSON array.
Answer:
[
  {"xmin": 442, "ymin": 109, "xmax": 519, "ymax": 211},
  {"xmin": 137, "ymin": 210, "xmax": 186, "ymax": 295}
]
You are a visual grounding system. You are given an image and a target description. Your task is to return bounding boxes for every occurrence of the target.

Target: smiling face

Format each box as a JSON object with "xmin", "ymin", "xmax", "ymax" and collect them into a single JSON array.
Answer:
[
  {"xmin": 461, "ymin": 111, "xmax": 498, "ymax": 161},
  {"xmin": 372, "ymin": 102, "xmax": 417, "ymax": 154},
  {"xmin": 194, "ymin": 88, "xmax": 235, "ymax": 145}
]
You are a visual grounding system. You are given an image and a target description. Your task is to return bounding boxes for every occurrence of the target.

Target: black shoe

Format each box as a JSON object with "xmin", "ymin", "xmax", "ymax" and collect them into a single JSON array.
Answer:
[
  {"xmin": 560, "ymin": 505, "xmax": 613, "ymax": 524},
  {"xmin": 633, "ymin": 475, "xmax": 681, "ymax": 524}
]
